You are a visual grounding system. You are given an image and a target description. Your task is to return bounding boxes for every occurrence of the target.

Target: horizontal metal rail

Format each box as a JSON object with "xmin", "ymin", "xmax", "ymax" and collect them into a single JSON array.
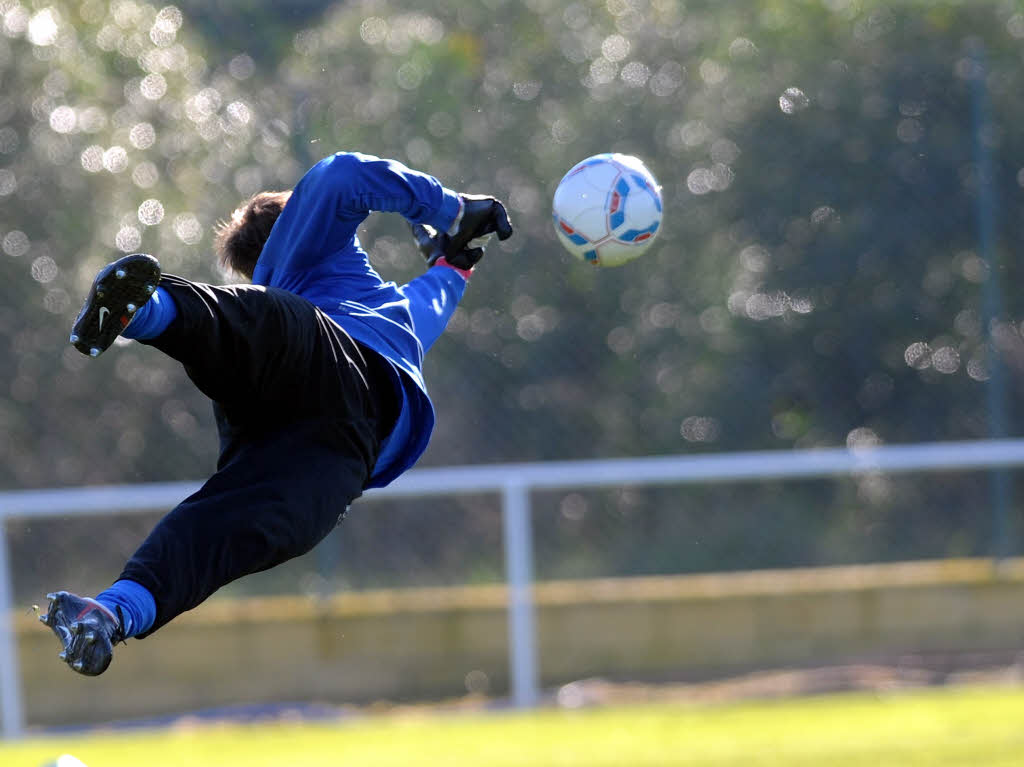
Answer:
[{"xmin": 2, "ymin": 438, "xmax": 1024, "ymax": 738}]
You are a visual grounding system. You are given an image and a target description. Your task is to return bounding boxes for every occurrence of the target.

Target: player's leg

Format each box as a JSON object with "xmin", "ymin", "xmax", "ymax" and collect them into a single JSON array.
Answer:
[
  {"xmin": 49, "ymin": 257, "xmax": 391, "ymax": 675},
  {"xmin": 139, "ymin": 273, "xmax": 341, "ymax": 413},
  {"xmin": 122, "ymin": 418, "xmax": 371, "ymax": 636},
  {"xmin": 69, "ymin": 253, "xmax": 385, "ymax": 427},
  {"xmin": 41, "ymin": 417, "xmax": 371, "ymax": 674}
]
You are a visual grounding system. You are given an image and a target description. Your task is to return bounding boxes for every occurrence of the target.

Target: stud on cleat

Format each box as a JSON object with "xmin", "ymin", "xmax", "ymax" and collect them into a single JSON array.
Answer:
[
  {"xmin": 145, "ymin": 284, "xmax": 155, "ymax": 294},
  {"xmin": 115, "ymin": 269, "xmax": 126, "ymax": 279},
  {"xmin": 126, "ymin": 303, "xmax": 137, "ymax": 313},
  {"xmin": 40, "ymin": 591, "xmax": 124, "ymax": 676},
  {"xmin": 89, "ymin": 348, "xmax": 100, "ymax": 357},
  {"xmin": 69, "ymin": 333, "xmax": 79, "ymax": 344}
]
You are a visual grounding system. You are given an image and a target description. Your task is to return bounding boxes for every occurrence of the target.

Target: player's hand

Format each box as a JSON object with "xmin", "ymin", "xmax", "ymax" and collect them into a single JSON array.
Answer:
[
  {"xmin": 410, "ymin": 224, "xmax": 484, "ymax": 271},
  {"xmin": 445, "ymin": 194, "xmax": 514, "ymax": 257}
]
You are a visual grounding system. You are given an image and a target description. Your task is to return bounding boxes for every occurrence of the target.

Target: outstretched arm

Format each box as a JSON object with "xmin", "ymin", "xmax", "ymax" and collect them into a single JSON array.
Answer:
[
  {"xmin": 399, "ymin": 264, "xmax": 469, "ymax": 353},
  {"xmin": 254, "ymin": 152, "xmax": 462, "ymax": 284},
  {"xmin": 325, "ymin": 152, "xmax": 463, "ymax": 226}
]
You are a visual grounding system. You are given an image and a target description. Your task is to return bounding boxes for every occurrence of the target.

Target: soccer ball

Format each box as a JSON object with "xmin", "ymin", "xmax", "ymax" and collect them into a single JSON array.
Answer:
[{"xmin": 551, "ymin": 153, "xmax": 663, "ymax": 267}]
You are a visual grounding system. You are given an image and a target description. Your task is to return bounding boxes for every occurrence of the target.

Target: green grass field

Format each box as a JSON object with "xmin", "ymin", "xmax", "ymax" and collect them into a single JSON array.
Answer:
[{"xmin": 3, "ymin": 685, "xmax": 1024, "ymax": 767}]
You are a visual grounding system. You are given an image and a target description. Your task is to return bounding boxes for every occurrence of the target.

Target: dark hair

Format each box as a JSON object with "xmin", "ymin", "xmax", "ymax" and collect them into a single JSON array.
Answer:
[{"xmin": 214, "ymin": 190, "xmax": 291, "ymax": 280}]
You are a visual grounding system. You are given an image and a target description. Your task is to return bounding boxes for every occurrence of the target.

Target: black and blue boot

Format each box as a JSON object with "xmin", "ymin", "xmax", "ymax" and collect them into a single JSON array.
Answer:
[
  {"xmin": 39, "ymin": 591, "xmax": 125, "ymax": 676},
  {"xmin": 70, "ymin": 253, "xmax": 161, "ymax": 357}
]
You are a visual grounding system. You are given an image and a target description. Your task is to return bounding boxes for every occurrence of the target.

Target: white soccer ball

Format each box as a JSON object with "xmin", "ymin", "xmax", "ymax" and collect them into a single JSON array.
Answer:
[{"xmin": 552, "ymin": 153, "xmax": 663, "ymax": 267}]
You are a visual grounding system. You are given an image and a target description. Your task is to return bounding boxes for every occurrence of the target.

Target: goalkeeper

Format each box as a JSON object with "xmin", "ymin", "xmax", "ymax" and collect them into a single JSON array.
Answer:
[{"xmin": 39, "ymin": 151, "xmax": 513, "ymax": 676}]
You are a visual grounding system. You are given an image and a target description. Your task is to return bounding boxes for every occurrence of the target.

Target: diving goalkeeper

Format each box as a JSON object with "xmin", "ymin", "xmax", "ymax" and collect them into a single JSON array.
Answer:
[{"xmin": 39, "ymin": 151, "xmax": 513, "ymax": 676}]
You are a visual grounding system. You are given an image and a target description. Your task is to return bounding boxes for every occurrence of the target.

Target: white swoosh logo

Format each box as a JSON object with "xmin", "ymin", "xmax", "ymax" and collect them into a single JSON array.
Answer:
[{"xmin": 98, "ymin": 306, "xmax": 109, "ymax": 330}]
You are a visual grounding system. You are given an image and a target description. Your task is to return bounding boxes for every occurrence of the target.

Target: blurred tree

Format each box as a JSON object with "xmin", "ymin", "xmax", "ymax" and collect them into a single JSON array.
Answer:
[
  {"xmin": 0, "ymin": 0, "xmax": 298, "ymax": 487},
  {"xmin": 3, "ymin": 0, "xmax": 1023, "ymax": 593}
]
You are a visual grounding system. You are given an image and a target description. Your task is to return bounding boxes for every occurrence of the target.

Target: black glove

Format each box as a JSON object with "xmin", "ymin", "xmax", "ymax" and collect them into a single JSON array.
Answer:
[
  {"xmin": 410, "ymin": 223, "xmax": 484, "ymax": 270},
  {"xmin": 444, "ymin": 194, "xmax": 514, "ymax": 258}
]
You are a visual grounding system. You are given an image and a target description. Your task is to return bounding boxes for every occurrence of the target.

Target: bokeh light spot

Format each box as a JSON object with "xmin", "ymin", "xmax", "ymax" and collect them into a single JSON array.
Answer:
[
  {"xmin": 601, "ymin": 34, "xmax": 630, "ymax": 62},
  {"xmin": 80, "ymin": 145, "xmax": 104, "ymax": 172},
  {"xmin": 103, "ymin": 146, "xmax": 128, "ymax": 173},
  {"xmin": 30, "ymin": 255, "xmax": 58, "ymax": 283},
  {"xmin": 226, "ymin": 101, "xmax": 251, "ymax": 126},
  {"xmin": 3, "ymin": 230, "xmax": 30, "ymax": 257},
  {"xmin": 427, "ymin": 111, "xmax": 454, "ymax": 138},
  {"xmin": 132, "ymin": 160, "xmax": 159, "ymax": 188},
  {"xmin": 49, "ymin": 105, "xmax": 76, "ymax": 134},
  {"xmin": 27, "ymin": 9, "xmax": 59, "ymax": 47},
  {"xmin": 904, "ymin": 342, "xmax": 932, "ymax": 370},
  {"xmin": 699, "ymin": 59, "xmax": 728, "ymax": 85},
  {"xmin": 846, "ymin": 427, "xmax": 882, "ymax": 449},
  {"xmin": 129, "ymin": 122, "xmax": 156, "ymax": 149},
  {"xmin": 512, "ymin": 80, "xmax": 541, "ymax": 100},
  {"xmin": 931, "ymin": 346, "xmax": 960, "ymax": 374},
  {"xmin": 78, "ymin": 106, "xmax": 107, "ymax": 133},
  {"xmin": 228, "ymin": 53, "xmax": 255, "ymax": 80},
  {"xmin": 140, "ymin": 73, "xmax": 168, "ymax": 100},
  {"xmin": 173, "ymin": 213, "xmax": 202, "ymax": 244},
  {"xmin": 43, "ymin": 288, "xmax": 71, "ymax": 314},
  {"xmin": 115, "ymin": 225, "xmax": 142, "ymax": 252},
  {"xmin": 779, "ymin": 86, "xmax": 810, "ymax": 114},
  {"xmin": 620, "ymin": 61, "xmax": 649, "ymax": 87},
  {"xmin": 360, "ymin": 17, "xmax": 388, "ymax": 45},
  {"xmin": 0, "ymin": 168, "xmax": 15, "ymax": 195},
  {"xmin": 138, "ymin": 198, "xmax": 165, "ymax": 226},
  {"xmin": 2, "ymin": 5, "xmax": 30, "ymax": 38},
  {"xmin": 728, "ymin": 37, "xmax": 759, "ymax": 60},
  {"xmin": 680, "ymin": 416, "xmax": 721, "ymax": 443}
]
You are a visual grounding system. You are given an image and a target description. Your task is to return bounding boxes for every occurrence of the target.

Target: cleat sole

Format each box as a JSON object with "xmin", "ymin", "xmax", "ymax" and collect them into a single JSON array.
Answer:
[
  {"xmin": 40, "ymin": 590, "xmax": 120, "ymax": 676},
  {"xmin": 70, "ymin": 254, "xmax": 160, "ymax": 357}
]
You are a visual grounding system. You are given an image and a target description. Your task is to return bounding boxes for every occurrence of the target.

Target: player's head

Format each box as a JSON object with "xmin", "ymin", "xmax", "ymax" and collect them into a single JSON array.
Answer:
[{"xmin": 214, "ymin": 190, "xmax": 292, "ymax": 280}]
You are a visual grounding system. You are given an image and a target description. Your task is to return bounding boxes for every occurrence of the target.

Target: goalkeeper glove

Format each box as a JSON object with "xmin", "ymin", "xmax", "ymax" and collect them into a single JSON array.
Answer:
[
  {"xmin": 445, "ymin": 194, "xmax": 514, "ymax": 258},
  {"xmin": 410, "ymin": 224, "xmax": 485, "ymax": 271}
]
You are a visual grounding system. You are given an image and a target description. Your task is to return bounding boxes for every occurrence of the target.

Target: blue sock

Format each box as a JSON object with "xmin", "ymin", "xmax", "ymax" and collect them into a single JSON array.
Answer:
[
  {"xmin": 96, "ymin": 579, "xmax": 156, "ymax": 638},
  {"xmin": 122, "ymin": 286, "xmax": 178, "ymax": 340}
]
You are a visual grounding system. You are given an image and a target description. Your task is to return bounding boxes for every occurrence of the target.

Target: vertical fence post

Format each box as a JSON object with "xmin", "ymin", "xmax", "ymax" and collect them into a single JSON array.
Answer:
[
  {"xmin": 502, "ymin": 481, "xmax": 538, "ymax": 707},
  {"xmin": 0, "ymin": 517, "xmax": 24, "ymax": 738},
  {"xmin": 970, "ymin": 41, "xmax": 1013, "ymax": 565}
]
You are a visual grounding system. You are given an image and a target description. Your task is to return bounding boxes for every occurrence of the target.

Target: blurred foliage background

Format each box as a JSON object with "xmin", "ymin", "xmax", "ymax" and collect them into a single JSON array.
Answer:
[{"xmin": 2, "ymin": 0, "xmax": 1024, "ymax": 599}]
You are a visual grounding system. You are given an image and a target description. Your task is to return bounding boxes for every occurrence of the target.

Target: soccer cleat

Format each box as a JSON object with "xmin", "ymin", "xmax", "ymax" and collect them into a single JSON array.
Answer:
[
  {"xmin": 39, "ymin": 591, "xmax": 125, "ymax": 676},
  {"xmin": 70, "ymin": 253, "xmax": 161, "ymax": 357}
]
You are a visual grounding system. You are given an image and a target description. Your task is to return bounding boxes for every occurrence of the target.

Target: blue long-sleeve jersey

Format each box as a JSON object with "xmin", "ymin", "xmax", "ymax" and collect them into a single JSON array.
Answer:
[{"xmin": 251, "ymin": 152, "xmax": 466, "ymax": 488}]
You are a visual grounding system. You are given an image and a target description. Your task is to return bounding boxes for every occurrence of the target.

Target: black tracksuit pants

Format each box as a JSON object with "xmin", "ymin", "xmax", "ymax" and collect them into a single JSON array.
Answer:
[{"xmin": 119, "ymin": 275, "xmax": 398, "ymax": 636}]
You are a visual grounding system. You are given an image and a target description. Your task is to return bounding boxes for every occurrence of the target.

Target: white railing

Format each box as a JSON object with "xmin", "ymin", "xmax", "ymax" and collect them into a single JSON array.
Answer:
[{"xmin": 2, "ymin": 438, "xmax": 1024, "ymax": 738}]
